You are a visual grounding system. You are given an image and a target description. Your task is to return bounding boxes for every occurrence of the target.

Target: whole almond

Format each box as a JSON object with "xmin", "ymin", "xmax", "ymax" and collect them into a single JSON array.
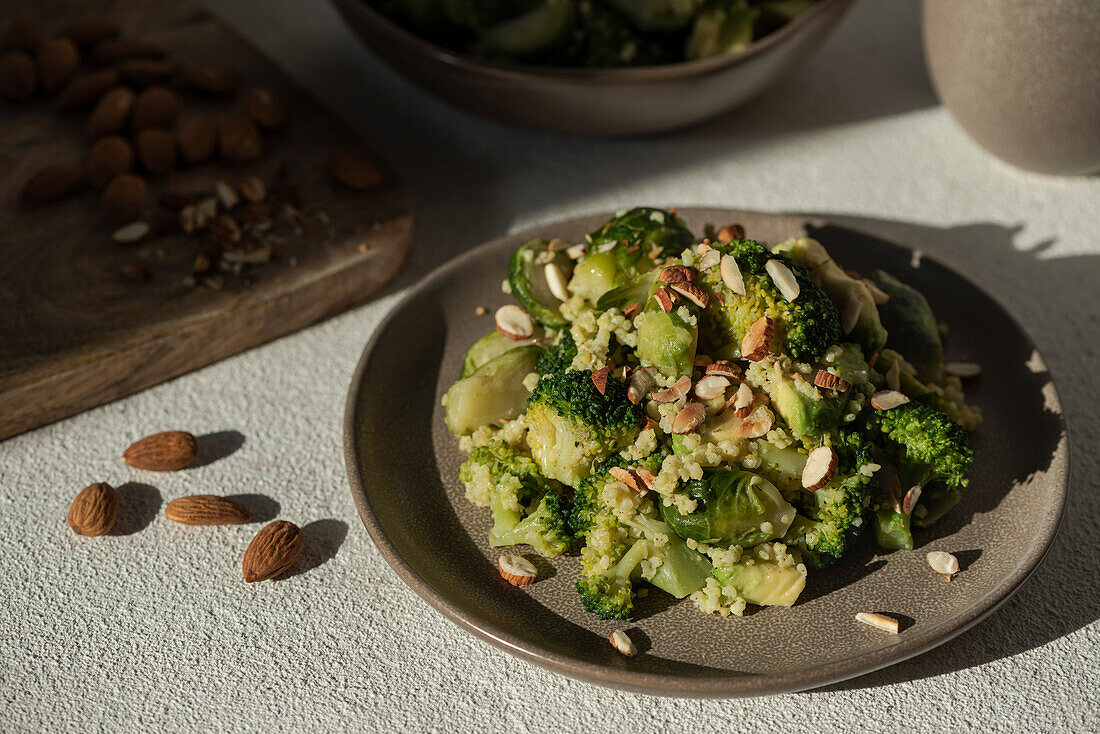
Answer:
[
  {"xmin": 241, "ymin": 86, "xmax": 286, "ymax": 130},
  {"xmin": 330, "ymin": 150, "xmax": 381, "ymax": 190},
  {"xmin": 0, "ymin": 51, "xmax": 36, "ymax": 100},
  {"xmin": 88, "ymin": 135, "xmax": 133, "ymax": 187},
  {"xmin": 87, "ymin": 85, "xmax": 135, "ymax": 139},
  {"xmin": 135, "ymin": 128, "xmax": 177, "ymax": 175},
  {"xmin": 68, "ymin": 482, "xmax": 119, "ymax": 537},
  {"xmin": 242, "ymin": 520, "xmax": 304, "ymax": 582},
  {"xmin": 90, "ymin": 37, "xmax": 166, "ymax": 66},
  {"xmin": 115, "ymin": 59, "xmax": 176, "ymax": 87},
  {"xmin": 177, "ymin": 114, "xmax": 217, "ymax": 164},
  {"xmin": 101, "ymin": 173, "xmax": 146, "ymax": 222},
  {"xmin": 132, "ymin": 85, "xmax": 179, "ymax": 130},
  {"xmin": 179, "ymin": 57, "xmax": 236, "ymax": 94},
  {"xmin": 61, "ymin": 18, "xmax": 120, "ymax": 49},
  {"xmin": 123, "ymin": 430, "xmax": 198, "ymax": 471},
  {"xmin": 166, "ymin": 495, "xmax": 250, "ymax": 526},
  {"xmin": 21, "ymin": 161, "xmax": 85, "ymax": 205},
  {"xmin": 218, "ymin": 113, "xmax": 262, "ymax": 162},
  {"xmin": 55, "ymin": 68, "xmax": 119, "ymax": 110},
  {"xmin": 4, "ymin": 18, "xmax": 45, "ymax": 54},
  {"xmin": 37, "ymin": 36, "xmax": 80, "ymax": 92}
]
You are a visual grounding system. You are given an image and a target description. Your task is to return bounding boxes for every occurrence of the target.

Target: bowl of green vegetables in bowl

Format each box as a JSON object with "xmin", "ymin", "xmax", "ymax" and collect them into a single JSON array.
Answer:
[{"xmin": 329, "ymin": 0, "xmax": 855, "ymax": 134}]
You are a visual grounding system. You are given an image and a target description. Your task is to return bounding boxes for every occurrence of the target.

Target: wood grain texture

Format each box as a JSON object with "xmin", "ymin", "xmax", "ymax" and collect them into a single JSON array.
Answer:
[{"xmin": 0, "ymin": 0, "xmax": 412, "ymax": 441}]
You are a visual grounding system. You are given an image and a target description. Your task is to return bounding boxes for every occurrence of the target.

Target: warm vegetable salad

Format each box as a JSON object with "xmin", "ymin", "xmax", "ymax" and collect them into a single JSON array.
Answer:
[{"xmin": 442, "ymin": 207, "xmax": 981, "ymax": 620}]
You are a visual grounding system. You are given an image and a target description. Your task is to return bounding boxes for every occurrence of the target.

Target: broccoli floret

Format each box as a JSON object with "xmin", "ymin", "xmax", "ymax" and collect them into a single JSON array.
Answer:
[
  {"xmin": 863, "ymin": 401, "xmax": 973, "ymax": 490},
  {"xmin": 576, "ymin": 537, "xmax": 651, "ymax": 620},
  {"xmin": 525, "ymin": 370, "xmax": 645, "ymax": 486},
  {"xmin": 579, "ymin": 0, "xmax": 671, "ymax": 66},
  {"xmin": 697, "ymin": 239, "xmax": 841, "ymax": 363},
  {"xmin": 535, "ymin": 330, "xmax": 577, "ymax": 376},
  {"xmin": 491, "ymin": 490, "xmax": 573, "ymax": 557},
  {"xmin": 572, "ymin": 453, "xmax": 661, "ymax": 535}
]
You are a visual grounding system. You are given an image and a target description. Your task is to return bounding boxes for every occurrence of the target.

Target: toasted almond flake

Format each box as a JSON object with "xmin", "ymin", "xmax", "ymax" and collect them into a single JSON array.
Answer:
[
  {"xmin": 697, "ymin": 242, "xmax": 713, "ymax": 256},
  {"xmin": 610, "ymin": 629, "xmax": 636, "ymax": 656},
  {"xmin": 694, "ymin": 374, "xmax": 730, "ymax": 400},
  {"xmin": 717, "ymin": 223, "xmax": 744, "ymax": 243},
  {"xmin": 731, "ymin": 404, "xmax": 772, "ymax": 438},
  {"xmin": 841, "ymin": 295, "xmax": 864, "ymax": 335},
  {"xmin": 546, "ymin": 237, "xmax": 570, "ymax": 252},
  {"xmin": 885, "ymin": 358, "xmax": 901, "ymax": 391},
  {"xmin": 867, "ymin": 352, "xmax": 880, "ymax": 370},
  {"xmin": 856, "ymin": 612, "xmax": 899, "ymax": 634},
  {"xmin": 634, "ymin": 467, "xmax": 658, "ymax": 492},
  {"xmin": 653, "ymin": 286, "xmax": 678, "ymax": 313},
  {"xmin": 627, "ymin": 367, "xmax": 656, "ymax": 405},
  {"xmin": 866, "ymin": 280, "xmax": 891, "ymax": 304},
  {"xmin": 765, "ymin": 259, "xmax": 800, "ymax": 302},
  {"xmin": 740, "ymin": 316, "xmax": 774, "ymax": 362},
  {"xmin": 911, "ymin": 250, "xmax": 924, "ymax": 269},
  {"xmin": 670, "ymin": 282, "xmax": 709, "ymax": 308},
  {"xmin": 591, "ymin": 366, "xmax": 610, "ymax": 395},
  {"xmin": 727, "ymin": 382, "xmax": 755, "ymax": 417},
  {"xmin": 615, "ymin": 365, "xmax": 632, "ymax": 382},
  {"xmin": 699, "ymin": 248, "xmax": 721, "ymax": 270},
  {"xmin": 475, "ymin": 306, "xmax": 487, "ymax": 316},
  {"xmin": 802, "ymin": 446, "xmax": 837, "ymax": 490},
  {"xmin": 495, "ymin": 304, "xmax": 536, "ymax": 341},
  {"xmin": 608, "ymin": 466, "xmax": 643, "ymax": 493},
  {"xmin": 706, "ymin": 360, "xmax": 742, "ymax": 381},
  {"xmin": 598, "ymin": 241, "xmax": 617, "ymax": 253},
  {"xmin": 544, "ymin": 262, "xmax": 570, "ymax": 302},
  {"xmin": 902, "ymin": 485, "xmax": 922, "ymax": 516},
  {"xmin": 111, "ymin": 220, "xmax": 150, "ymax": 243},
  {"xmin": 672, "ymin": 402, "xmax": 706, "ymax": 434},
  {"xmin": 720, "ymin": 254, "xmax": 746, "ymax": 295},
  {"xmin": 644, "ymin": 417, "xmax": 659, "ymax": 431},
  {"xmin": 658, "ymin": 265, "xmax": 697, "ymax": 284},
  {"xmin": 239, "ymin": 175, "xmax": 266, "ymax": 203},
  {"xmin": 565, "ymin": 243, "xmax": 587, "ymax": 260},
  {"xmin": 926, "ymin": 551, "xmax": 959, "ymax": 578},
  {"xmin": 945, "ymin": 362, "xmax": 981, "ymax": 381},
  {"xmin": 871, "ymin": 390, "xmax": 910, "ymax": 410},
  {"xmin": 652, "ymin": 375, "xmax": 691, "ymax": 403},
  {"xmin": 215, "ymin": 180, "xmax": 239, "ymax": 210},
  {"xmin": 498, "ymin": 555, "xmax": 537, "ymax": 586},
  {"xmin": 623, "ymin": 301, "xmax": 643, "ymax": 320},
  {"xmin": 813, "ymin": 370, "xmax": 852, "ymax": 392}
]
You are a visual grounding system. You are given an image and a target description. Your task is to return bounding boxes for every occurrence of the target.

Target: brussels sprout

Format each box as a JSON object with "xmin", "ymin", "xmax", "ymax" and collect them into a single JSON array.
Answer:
[
  {"xmin": 712, "ymin": 544, "xmax": 807, "ymax": 606},
  {"xmin": 635, "ymin": 297, "xmax": 698, "ymax": 378},
  {"xmin": 460, "ymin": 328, "xmax": 530, "ymax": 378},
  {"xmin": 595, "ymin": 270, "xmax": 657, "ymax": 312},
  {"xmin": 444, "ymin": 0, "xmax": 540, "ymax": 29},
  {"xmin": 508, "ymin": 239, "xmax": 573, "ymax": 327},
  {"xmin": 604, "ymin": 0, "xmax": 705, "ymax": 32},
  {"xmin": 443, "ymin": 345, "xmax": 542, "ymax": 434},
  {"xmin": 660, "ymin": 469, "xmax": 797, "ymax": 546},
  {"xmin": 686, "ymin": 0, "xmax": 757, "ymax": 60},
  {"xmin": 478, "ymin": 0, "xmax": 576, "ymax": 58},
  {"xmin": 871, "ymin": 270, "xmax": 943, "ymax": 382},
  {"xmin": 579, "ymin": 0, "xmax": 671, "ymax": 67}
]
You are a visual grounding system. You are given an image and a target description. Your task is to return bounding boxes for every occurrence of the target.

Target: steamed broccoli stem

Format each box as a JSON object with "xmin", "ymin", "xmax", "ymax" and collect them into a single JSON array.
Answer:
[
  {"xmin": 490, "ymin": 491, "xmax": 573, "ymax": 557},
  {"xmin": 873, "ymin": 507, "xmax": 913, "ymax": 551},
  {"xmin": 576, "ymin": 537, "xmax": 651, "ymax": 620},
  {"xmin": 487, "ymin": 485, "xmax": 525, "ymax": 542},
  {"xmin": 625, "ymin": 514, "xmax": 712, "ymax": 598}
]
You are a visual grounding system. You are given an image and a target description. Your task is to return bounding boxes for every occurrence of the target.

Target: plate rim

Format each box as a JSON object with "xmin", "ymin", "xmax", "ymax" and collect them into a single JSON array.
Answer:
[{"xmin": 343, "ymin": 208, "xmax": 1070, "ymax": 697}]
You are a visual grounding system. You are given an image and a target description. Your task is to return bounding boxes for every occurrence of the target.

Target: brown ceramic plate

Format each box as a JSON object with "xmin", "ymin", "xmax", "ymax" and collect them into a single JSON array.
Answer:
[
  {"xmin": 329, "ymin": 0, "xmax": 854, "ymax": 135},
  {"xmin": 344, "ymin": 209, "xmax": 1068, "ymax": 696}
]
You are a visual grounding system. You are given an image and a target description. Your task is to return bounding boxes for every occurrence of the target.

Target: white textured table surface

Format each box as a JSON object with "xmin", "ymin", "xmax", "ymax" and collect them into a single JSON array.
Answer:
[{"xmin": 5, "ymin": 1, "xmax": 1099, "ymax": 730}]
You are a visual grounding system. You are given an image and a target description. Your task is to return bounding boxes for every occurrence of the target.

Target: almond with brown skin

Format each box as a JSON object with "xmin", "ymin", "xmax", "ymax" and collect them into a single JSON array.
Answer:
[
  {"xmin": 652, "ymin": 375, "xmax": 692, "ymax": 404},
  {"xmin": 740, "ymin": 316, "xmax": 774, "ymax": 361},
  {"xmin": 590, "ymin": 366, "xmax": 610, "ymax": 395},
  {"xmin": 801, "ymin": 446, "xmax": 837, "ymax": 491},
  {"xmin": 658, "ymin": 265, "xmax": 697, "ymax": 284},
  {"xmin": 21, "ymin": 161, "xmax": 85, "ymax": 205},
  {"xmin": 55, "ymin": 68, "xmax": 118, "ymax": 110},
  {"xmin": 88, "ymin": 135, "xmax": 133, "ymax": 187},
  {"xmin": 669, "ymin": 281, "xmax": 709, "ymax": 308},
  {"xmin": 115, "ymin": 59, "xmax": 176, "ymax": 87},
  {"xmin": 37, "ymin": 36, "xmax": 80, "ymax": 92},
  {"xmin": 813, "ymin": 370, "xmax": 852, "ymax": 392},
  {"xmin": 132, "ymin": 85, "xmax": 178, "ymax": 130},
  {"xmin": 87, "ymin": 85, "xmax": 135, "ymax": 139},
  {"xmin": 179, "ymin": 57, "xmax": 236, "ymax": 94},
  {"xmin": 672, "ymin": 402, "xmax": 706, "ymax": 435},
  {"xmin": 242, "ymin": 520, "xmax": 304, "ymax": 582},
  {"xmin": 123, "ymin": 430, "xmax": 198, "ymax": 471},
  {"xmin": 61, "ymin": 18, "xmax": 120, "ymax": 49},
  {"xmin": 0, "ymin": 51, "xmax": 36, "ymax": 100},
  {"xmin": 177, "ymin": 114, "xmax": 217, "ymax": 164},
  {"xmin": 90, "ymin": 37, "xmax": 166, "ymax": 66},
  {"xmin": 166, "ymin": 495, "xmax": 250, "ymax": 526},
  {"xmin": 4, "ymin": 18, "xmax": 45, "ymax": 54},
  {"xmin": 652, "ymin": 286, "xmax": 678, "ymax": 313},
  {"xmin": 717, "ymin": 223, "xmax": 744, "ymax": 243},
  {"xmin": 135, "ymin": 128, "xmax": 177, "ymax": 175},
  {"xmin": 219, "ymin": 113, "xmax": 262, "ymax": 161},
  {"xmin": 331, "ymin": 150, "xmax": 382, "ymax": 190},
  {"xmin": 241, "ymin": 86, "xmax": 286, "ymax": 130},
  {"xmin": 101, "ymin": 173, "xmax": 145, "ymax": 223},
  {"xmin": 68, "ymin": 482, "xmax": 119, "ymax": 537}
]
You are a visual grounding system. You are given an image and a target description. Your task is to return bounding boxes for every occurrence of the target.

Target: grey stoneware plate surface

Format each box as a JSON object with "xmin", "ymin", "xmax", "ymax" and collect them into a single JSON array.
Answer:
[
  {"xmin": 329, "ymin": 0, "xmax": 854, "ymax": 135},
  {"xmin": 344, "ymin": 208, "xmax": 1069, "ymax": 697}
]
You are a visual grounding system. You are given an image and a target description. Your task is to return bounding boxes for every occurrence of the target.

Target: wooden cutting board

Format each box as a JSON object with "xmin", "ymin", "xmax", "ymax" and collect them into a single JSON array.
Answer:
[{"xmin": 0, "ymin": 0, "xmax": 412, "ymax": 441}]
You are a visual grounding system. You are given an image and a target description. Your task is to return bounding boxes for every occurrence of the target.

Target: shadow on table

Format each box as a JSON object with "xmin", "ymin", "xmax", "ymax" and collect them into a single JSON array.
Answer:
[
  {"xmin": 112, "ymin": 483, "xmax": 162, "ymax": 535},
  {"xmin": 795, "ymin": 214, "xmax": 1100, "ymax": 691},
  {"xmin": 285, "ymin": 519, "xmax": 350, "ymax": 578}
]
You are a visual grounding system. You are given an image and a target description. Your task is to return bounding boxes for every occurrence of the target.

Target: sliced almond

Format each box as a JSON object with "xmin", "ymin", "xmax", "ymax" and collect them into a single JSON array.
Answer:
[
  {"xmin": 608, "ymin": 466, "xmax": 643, "ymax": 493},
  {"xmin": 672, "ymin": 402, "xmax": 706, "ymax": 434},
  {"xmin": 945, "ymin": 362, "xmax": 981, "ymax": 381},
  {"xmin": 765, "ymin": 259, "xmax": 800, "ymax": 302},
  {"xmin": 495, "ymin": 304, "xmax": 535, "ymax": 341},
  {"xmin": 926, "ymin": 551, "xmax": 959, "ymax": 578},
  {"xmin": 885, "ymin": 357, "xmax": 901, "ymax": 392},
  {"xmin": 669, "ymin": 282, "xmax": 709, "ymax": 308},
  {"xmin": 565, "ymin": 243, "xmax": 587, "ymax": 260},
  {"xmin": 813, "ymin": 370, "xmax": 852, "ymax": 392},
  {"xmin": 801, "ymin": 446, "xmax": 837, "ymax": 490},
  {"xmin": 627, "ymin": 367, "xmax": 656, "ymax": 405},
  {"xmin": 727, "ymin": 382, "xmax": 755, "ymax": 418},
  {"xmin": 544, "ymin": 262, "xmax": 570, "ymax": 302},
  {"xmin": 644, "ymin": 417, "xmax": 659, "ymax": 432},
  {"xmin": 731, "ymin": 404, "xmax": 773, "ymax": 439},
  {"xmin": 546, "ymin": 237, "xmax": 570, "ymax": 252},
  {"xmin": 720, "ymin": 254, "xmax": 746, "ymax": 295},
  {"xmin": 652, "ymin": 375, "xmax": 691, "ymax": 403},
  {"xmin": 658, "ymin": 265, "xmax": 697, "ymax": 284},
  {"xmin": 866, "ymin": 280, "xmax": 891, "ymax": 305},
  {"xmin": 634, "ymin": 467, "xmax": 658, "ymax": 492},
  {"xmin": 902, "ymin": 485, "xmax": 922, "ymax": 516},
  {"xmin": 215, "ymin": 180, "xmax": 239, "ymax": 210},
  {"xmin": 693, "ymin": 374, "xmax": 729, "ymax": 400},
  {"xmin": 717, "ymin": 223, "xmax": 744, "ymax": 243},
  {"xmin": 609, "ymin": 629, "xmax": 636, "ymax": 656},
  {"xmin": 624, "ymin": 301, "xmax": 642, "ymax": 320},
  {"xmin": 841, "ymin": 294, "xmax": 864, "ymax": 335},
  {"xmin": 871, "ymin": 390, "xmax": 910, "ymax": 410},
  {"xmin": 855, "ymin": 612, "xmax": 899, "ymax": 634},
  {"xmin": 591, "ymin": 366, "xmax": 610, "ymax": 395},
  {"xmin": 498, "ymin": 554, "xmax": 537, "ymax": 586},
  {"xmin": 740, "ymin": 316, "xmax": 774, "ymax": 362},
  {"xmin": 239, "ymin": 176, "xmax": 266, "ymax": 203},
  {"xmin": 653, "ymin": 286, "xmax": 678, "ymax": 313},
  {"xmin": 706, "ymin": 360, "xmax": 742, "ymax": 381},
  {"xmin": 699, "ymin": 248, "xmax": 721, "ymax": 271},
  {"xmin": 111, "ymin": 220, "xmax": 149, "ymax": 244}
]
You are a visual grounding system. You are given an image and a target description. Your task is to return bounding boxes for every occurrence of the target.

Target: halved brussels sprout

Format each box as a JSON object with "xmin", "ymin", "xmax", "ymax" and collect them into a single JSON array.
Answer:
[
  {"xmin": 508, "ymin": 239, "xmax": 573, "ymax": 327},
  {"xmin": 712, "ymin": 544, "xmax": 807, "ymax": 606},
  {"xmin": 660, "ymin": 469, "xmax": 796, "ymax": 546},
  {"xmin": 460, "ymin": 328, "xmax": 529, "ymax": 378},
  {"xmin": 443, "ymin": 345, "xmax": 542, "ymax": 434}
]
